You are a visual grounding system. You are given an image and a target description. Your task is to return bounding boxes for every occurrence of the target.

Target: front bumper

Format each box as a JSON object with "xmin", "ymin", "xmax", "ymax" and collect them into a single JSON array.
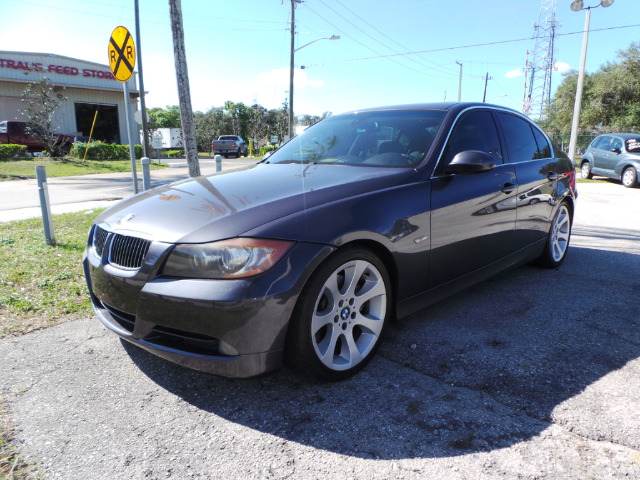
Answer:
[{"xmin": 84, "ymin": 233, "xmax": 333, "ymax": 378}]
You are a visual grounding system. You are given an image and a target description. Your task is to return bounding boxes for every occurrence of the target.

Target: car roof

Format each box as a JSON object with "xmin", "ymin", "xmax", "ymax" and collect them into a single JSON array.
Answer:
[
  {"xmin": 597, "ymin": 133, "xmax": 640, "ymax": 140},
  {"xmin": 338, "ymin": 102, "xmax": 521, "ymax": 116}
]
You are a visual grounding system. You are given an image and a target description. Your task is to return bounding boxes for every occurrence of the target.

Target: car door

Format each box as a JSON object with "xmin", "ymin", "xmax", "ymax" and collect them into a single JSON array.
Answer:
[
  {"xmin": 429, "ymin": 108, "xmax": 518, "ymax": 287},
  {"xmin": 590, "ymin": 135, "xmax": 613, "ymax": 175},
  {"xmin": 600, "ymin": 136, "xmax": 623, "ymax": 175},
  {"xmin": 494, "ymin": 112, "xmax": 559, "ymax": 247}
]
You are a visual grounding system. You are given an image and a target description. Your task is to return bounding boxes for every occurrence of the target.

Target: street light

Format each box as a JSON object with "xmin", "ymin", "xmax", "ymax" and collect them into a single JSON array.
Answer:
[
  {"xmin": 288, "ymin": 34, "xmax": 340, "ymax": 139},
  {"xmin": 288, "ymin": 0, "xmax": 340, "ymax": 139},
  {"xmin": 567, "ymin": 0, "xmax": 614, "ymax": 163}
]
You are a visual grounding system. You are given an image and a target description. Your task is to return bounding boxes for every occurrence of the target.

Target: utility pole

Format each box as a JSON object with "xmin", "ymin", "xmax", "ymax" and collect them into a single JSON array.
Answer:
[
  {"xmin": 456, "ymin": 61, "xmax": 462, "ymax": 101},
  {"xmin": 288, "ymin": 0, "xmax": 301, "ymax": 140},
  {"xmin": 168, "ymin": 0, "xmax": 200, "ymax": 177},
  {"xmin": 134, "ymin": 0, "xmax": 150, "ymax": 158},
  {"xmin": 482, "ymin": 73, "xmax": 492, "ymax": 102}
]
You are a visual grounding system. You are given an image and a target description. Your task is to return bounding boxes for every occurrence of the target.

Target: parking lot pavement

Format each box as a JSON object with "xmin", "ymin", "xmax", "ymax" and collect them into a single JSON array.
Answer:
[{"xmin": 0, "ymin": 182, "xmax": 639, "ymax": 479}]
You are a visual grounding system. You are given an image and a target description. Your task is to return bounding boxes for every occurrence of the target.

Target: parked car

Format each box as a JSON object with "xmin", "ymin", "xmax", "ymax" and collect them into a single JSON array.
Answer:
[
  {"xmin": 580, "ymin": 133, "xmax": 640, "ymax": 188},
  {"xmin": 0, "ymin": 120, "xmax": 74, "ymax": 153},
  {"xmin": 211, "ymin": 135, "xmax": 248, "ymax": 158},
  {"xmin": 84, "ymin": 102, "xmax": 577, "ymax": 381}
]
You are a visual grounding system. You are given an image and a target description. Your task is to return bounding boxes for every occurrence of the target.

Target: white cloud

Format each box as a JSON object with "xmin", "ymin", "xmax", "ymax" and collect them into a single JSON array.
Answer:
[
  {"xmin": 505, "ymin": 69, "xmax": 522, "ymax": 79},
  {"xmin": 555, "ymin": 62, "xmax": 570, "ymax": 73}
]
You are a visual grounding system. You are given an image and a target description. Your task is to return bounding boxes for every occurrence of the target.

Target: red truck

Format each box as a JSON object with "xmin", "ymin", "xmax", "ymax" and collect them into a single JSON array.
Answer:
[{"xmin": 0, "ymin": 120, "xmax": 75, "ymax": 152}]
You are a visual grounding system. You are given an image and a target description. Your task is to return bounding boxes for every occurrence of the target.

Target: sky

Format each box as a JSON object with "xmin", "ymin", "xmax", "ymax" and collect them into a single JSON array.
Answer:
[{"xmin": 2, "ymin": 0, "xmax": 640, "ymax": 118}]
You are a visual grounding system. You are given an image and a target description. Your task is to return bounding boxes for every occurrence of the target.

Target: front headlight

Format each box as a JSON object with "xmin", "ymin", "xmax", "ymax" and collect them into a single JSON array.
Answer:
[{"xmin": 162, "ymin": 238, "xmax": 293, "ymax": 279}]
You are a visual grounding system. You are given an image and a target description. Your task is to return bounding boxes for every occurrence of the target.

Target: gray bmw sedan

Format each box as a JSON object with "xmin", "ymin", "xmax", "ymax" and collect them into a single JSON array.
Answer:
[{"xmin": 84, "ymin": 102, "xmax": 577, "ymax": 380}]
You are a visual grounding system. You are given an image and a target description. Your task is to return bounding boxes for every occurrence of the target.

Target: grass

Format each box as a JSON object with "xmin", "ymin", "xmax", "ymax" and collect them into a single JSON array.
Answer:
[
  {"xmin": 0, "ymin": 157, "xmax": 167, "ymax": 181},
  {"xmin": 0, "ymin": 210, "xmax": 101, "ymax": 338}
]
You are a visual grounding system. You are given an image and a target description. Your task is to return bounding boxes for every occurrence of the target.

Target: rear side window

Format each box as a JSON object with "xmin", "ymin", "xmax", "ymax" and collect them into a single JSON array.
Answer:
[
  {"xmin": 0, "ymin": 122, "xmax": 6, "ymax": 134},
  {"xmin": 532, "ymin": 128, "xmax": 552, "ymax": 159},
  {"xmin": 437, "ymin": 110, "xmax": 503, "ymax": 174},
  {"xmin": 495, "ymin": 112, "xmax": 541, "ymax": 164}
]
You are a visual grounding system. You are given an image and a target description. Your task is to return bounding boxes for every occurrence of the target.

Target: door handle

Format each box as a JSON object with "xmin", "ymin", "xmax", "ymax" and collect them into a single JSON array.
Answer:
[{"xmin": 501, "ymin": 183, "xmax": 517, "ymax": 194}]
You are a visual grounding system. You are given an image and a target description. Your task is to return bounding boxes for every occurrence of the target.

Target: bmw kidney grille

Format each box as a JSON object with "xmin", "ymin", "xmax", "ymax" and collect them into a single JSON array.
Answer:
[{"xmin": 93, "ymin": 226, "xmax": 151, "ymax": 270}]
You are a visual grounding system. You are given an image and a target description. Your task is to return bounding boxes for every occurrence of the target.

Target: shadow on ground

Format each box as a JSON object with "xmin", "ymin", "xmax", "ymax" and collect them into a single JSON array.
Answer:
[{"xmin": 123, "ymin": 245, "xmax": 640, "ymax": 460}]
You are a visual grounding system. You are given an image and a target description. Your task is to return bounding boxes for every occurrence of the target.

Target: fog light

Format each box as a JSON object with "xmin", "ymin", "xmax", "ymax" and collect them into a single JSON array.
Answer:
[{"xmin": 218, "ymin": 339, "xmax": 239, "ymax": 356}]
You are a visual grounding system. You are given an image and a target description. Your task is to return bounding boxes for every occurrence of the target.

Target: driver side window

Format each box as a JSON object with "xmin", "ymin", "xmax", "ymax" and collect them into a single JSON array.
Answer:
[
  {"xmin": 437, "ymin": 110, "xmax": 502, "ymax": 175},
  {"xmin": 610, "ymin": 138, "xmax": 623, "ymax": 152}
]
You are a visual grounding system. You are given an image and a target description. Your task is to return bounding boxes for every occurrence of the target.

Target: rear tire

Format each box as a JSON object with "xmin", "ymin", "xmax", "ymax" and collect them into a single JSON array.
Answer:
[
  {"xmin": 537, "ymin": 202, "xmax": 572, "ymax": 268},
  {"xmin": 285, "ymin": 246, "xmax": 391, "ymax": 381},
  {"xmin": 621, "ymin": 167, "xmax": 638, "ymax": 188}
]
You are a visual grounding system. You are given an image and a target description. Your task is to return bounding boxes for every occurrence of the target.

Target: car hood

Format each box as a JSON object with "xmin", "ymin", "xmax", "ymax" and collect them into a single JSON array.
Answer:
[{"xmin": 95, "ymin": 163, "xmax": 415, "ymax": 244}]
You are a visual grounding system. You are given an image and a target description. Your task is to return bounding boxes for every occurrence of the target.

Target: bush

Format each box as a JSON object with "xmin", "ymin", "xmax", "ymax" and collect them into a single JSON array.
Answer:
[
  {"xmin": 165, "ymin": 149, "xmax": 184, "ymax": 158},
  {"xmin": 0, "ymin": 144, "xmax": 27, "ymax": 161},
  {"xmin": 70, "ymin": 141, "xmax": 143, "ymax": 160},
  {"xmin": 259, "ymin": 145, "xmax": 277, "ymax": 157}
]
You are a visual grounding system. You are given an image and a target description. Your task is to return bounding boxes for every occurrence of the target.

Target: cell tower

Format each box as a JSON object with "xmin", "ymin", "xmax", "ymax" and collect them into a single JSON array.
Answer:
[{"xmin": 523, "ymin": 0, "xmax": 559, "ymax": 119}]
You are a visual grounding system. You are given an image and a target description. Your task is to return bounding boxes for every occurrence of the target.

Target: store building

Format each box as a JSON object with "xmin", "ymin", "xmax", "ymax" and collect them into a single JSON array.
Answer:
[{"xmin": 0, "ymin": 51, "xmax": 139, "ymax": 144}]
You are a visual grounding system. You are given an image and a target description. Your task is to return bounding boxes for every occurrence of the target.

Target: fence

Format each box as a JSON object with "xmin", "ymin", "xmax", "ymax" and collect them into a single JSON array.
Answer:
[{"xmin": 549, "ymin": 134, "xmax": 597, "ymax": 157}]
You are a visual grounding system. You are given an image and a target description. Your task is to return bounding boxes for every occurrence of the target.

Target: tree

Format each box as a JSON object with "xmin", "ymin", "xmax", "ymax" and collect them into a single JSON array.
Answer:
[
  {"xmin": 264, "ymin": 102, "xmax": 289, "ymax": 144},
  {"xmin": 587, "ymin": 42, "xmax": 640, "ymax": 131},
  {"xmin": 247, "ymin": 104, "xmax": 267, "ymax": 150},
  {"xmin": 543, "ymin": 42, "xmax": 640, "ymax": 138},
  {"xmin": 224, "ymin": 101, "xmax": 249, "ymax": 138},
  {"xmin": 20, "ymin": 78, "xmax": 68, "ymax": 158},
  {"xmin": 194, "ymin": 107, "xmax": 226, "ymax": 152},
  {"xmin": 150, "ymin": 100, "xmax": 327, "ymax": 154},
  {"xmin": 148, "ymin": 105, "xmax": 182, "ymax": 129}
]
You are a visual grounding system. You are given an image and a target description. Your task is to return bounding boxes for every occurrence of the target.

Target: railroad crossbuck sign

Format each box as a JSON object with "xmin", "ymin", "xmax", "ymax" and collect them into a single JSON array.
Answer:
[{"xmin": 108, "ymin": 26, "xmax": 136, "ymax": 82}]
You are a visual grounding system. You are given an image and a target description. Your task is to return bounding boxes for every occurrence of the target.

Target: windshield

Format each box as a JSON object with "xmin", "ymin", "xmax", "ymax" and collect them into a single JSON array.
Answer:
[{"xmin": 266, "ymin": 110, "xmax": 445, "ymax": 167}]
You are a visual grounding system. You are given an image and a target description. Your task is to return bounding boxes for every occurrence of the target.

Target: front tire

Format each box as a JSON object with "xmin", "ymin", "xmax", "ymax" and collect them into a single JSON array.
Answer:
[
  {"xmin": 621, "ymin": 167, "xmax": 638, "ymax": 188},
  {"xmin": 285, "ymin": 247, "xmax": 391, "ymax": 381},
  {"xmin": 537, "ymin": 202, "xmax": 572, "ymax": 268}
]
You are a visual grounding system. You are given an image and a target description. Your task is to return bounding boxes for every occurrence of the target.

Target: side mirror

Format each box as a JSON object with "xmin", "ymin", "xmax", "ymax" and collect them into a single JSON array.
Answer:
[
  {"xmin": 446, "ymin": 150, "xmax": 496, "ymax": 175},
  {"xmin": 611, "ymin": 148, "xmax": 621, "ymax": 154}
]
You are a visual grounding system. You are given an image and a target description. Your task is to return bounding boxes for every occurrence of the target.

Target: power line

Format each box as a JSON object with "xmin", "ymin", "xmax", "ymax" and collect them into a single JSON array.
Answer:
[
  {"xmin": 320, "ymin": 0, "xmax": 457, "ymax": 77},
  {"xmin": 310, "ymin": 24, "xmax": 640, "ymax": 67},
  {"xmin": 301, "ymin": 3, "xmax": 440, "ymax": 78}
]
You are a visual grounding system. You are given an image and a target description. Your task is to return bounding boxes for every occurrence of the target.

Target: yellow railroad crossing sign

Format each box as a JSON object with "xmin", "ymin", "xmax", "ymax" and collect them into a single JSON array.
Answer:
[{"xmin": 108, "ymin": 26, "xmax": 136, "ymax": 82}]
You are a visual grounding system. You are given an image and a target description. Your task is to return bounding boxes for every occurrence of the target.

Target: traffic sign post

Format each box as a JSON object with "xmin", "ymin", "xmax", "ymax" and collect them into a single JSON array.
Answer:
[
  {"xmin": 151, "ymin": 133, "xmax": 163, "ymax": 161},
  {"xmin": 108, "ymin": 26, "xmax": 139, "ymax": 194},
  {"xmin": 108, "ymin": 26, "xmax": 136, "ymax": 82}
]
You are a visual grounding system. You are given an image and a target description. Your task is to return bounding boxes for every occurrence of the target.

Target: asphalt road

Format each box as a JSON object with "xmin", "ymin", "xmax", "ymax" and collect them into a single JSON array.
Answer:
[{"xmin": 1, "ymin": 181, "xmax": 639, "ymax": 479}]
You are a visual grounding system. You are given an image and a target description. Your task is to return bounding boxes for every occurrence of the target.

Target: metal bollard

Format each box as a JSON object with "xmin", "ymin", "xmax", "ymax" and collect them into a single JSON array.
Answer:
[
  {"xmin": 215, "ymin": 154, "xmax": 222, "ymax": 172},
  {"xmin": 141, "ymin": 157, "xmax": 151, "ymax": 191},
  {"xmin": 35, "ymin": 166, "xmax": 55, "ymax": 245}
]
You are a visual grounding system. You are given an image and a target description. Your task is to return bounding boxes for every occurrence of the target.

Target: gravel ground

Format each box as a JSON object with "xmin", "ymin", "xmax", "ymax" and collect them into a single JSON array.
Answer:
[{"xmin": 1, "ymin": 181, "xmax": 639, "ymax": 479}]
